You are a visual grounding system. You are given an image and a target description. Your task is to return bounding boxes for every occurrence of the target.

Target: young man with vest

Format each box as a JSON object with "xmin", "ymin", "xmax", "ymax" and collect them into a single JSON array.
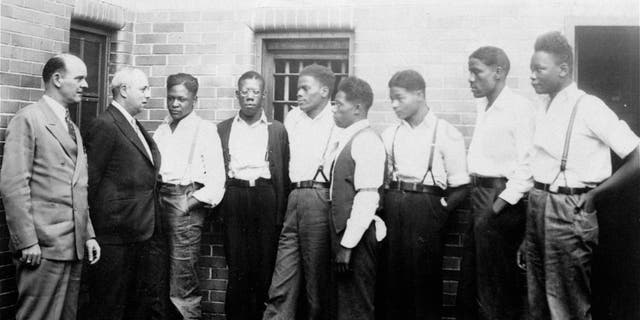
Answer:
[
  {"xmin": 526, "ymin": 31, "xmax": 640, "ymax": 320},
  {"xmin": 263, "ymin": 65, "xmax": 340, "ymax": 320},
  {"xmin": 378, "ymin": 70, "xmax": 470, "ymax": 320},
  {"xmin": 457, "ymin": 47, "xmax": 535, "ymax": 320},
  {"xmin": 329, "ymin": 76, "xmax": 386, "ymax": 320},
  {"xmin": 218, "ymin": 71, "xmax": 290, "ymax": 320}
]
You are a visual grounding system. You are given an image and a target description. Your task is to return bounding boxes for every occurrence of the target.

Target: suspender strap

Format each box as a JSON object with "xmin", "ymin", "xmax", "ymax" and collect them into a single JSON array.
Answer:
[
  {"xmin": 181, "ymin": 120, "xmax": 201, "ymax": 183},
  {"xmin": 550, "ymin": 94, "xmax": 587, "ymax": 187},
  {"xmin": 390, "ymin": 124, "xmax": 401, "ymax": 180},
  {"xmin": 421, "ymin": 119, "xmax": 439, "ymax": 185},
  {"xmin": 312, "ymin": 125, "xmax": 336, "ymax": 183}
]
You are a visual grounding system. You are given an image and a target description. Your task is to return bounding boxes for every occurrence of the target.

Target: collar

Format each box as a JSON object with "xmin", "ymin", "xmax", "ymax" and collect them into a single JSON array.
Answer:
[
  {"xmin": 478, "ymin": 86, "xmax": 513, "ymax": 112},
  {"xmin": 163, "ymin": 111, "xmax": 199, "ymax": 128},
  {"xmin": 112, "ymin": 101, "xmax": 136, "ymax": 125},
  {"xmin": 234, "ymin": 110, "xmax": 269, "ymax": 127},
  {"xmin": 42, "ymin": 94, "xmax": 67, "ymax": 120},
  {"xmin": 400, "ymin": 109, "xmax": 437, "ymax": 130},
  {"xmin": 302, "ymin": 101, "xmax": 333, "ymax": 122},
  {"xmin": 339, "ymin": 119, "xmax": 370, "ymax": 143},
  {"xmin": 545, "ymin": 82, "xmax": 579, "ymax": 108}
]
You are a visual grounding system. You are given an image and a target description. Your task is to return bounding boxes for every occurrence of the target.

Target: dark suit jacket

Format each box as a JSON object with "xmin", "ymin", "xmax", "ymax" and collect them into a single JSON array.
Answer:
[
  {"xmin": 217, "ymin": 117, "xmax": 290, "ymax": 225},
  {"xmin": 85, "ymin": 104, "xmax": 161, "ymax": 244},
  {"xmin": 0, "ymin": 98, "xmax": 95, "ymax": 261}
]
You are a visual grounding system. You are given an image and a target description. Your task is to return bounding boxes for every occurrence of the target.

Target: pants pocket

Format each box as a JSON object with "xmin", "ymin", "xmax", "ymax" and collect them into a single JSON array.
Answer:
[{"xmin": 574, "ymin": 208, "xmax": 599, "ymax": 247}]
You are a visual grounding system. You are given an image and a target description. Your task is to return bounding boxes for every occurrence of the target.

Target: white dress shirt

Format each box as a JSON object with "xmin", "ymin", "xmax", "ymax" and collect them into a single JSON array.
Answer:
[
  {"xmin": 331, "ymin": 119, "xmax": 387, "ymax": 248},
  {"xmin": 532, "ymin": 82, "xmax": 640, "ymax": 187},
  {"xmin": 467, "ymin": 87, "xmax": 535, "ymax": 204},
  {"xmin": 227, "ymin": 111, "xmax": 271, "ymax": 180},
  {"xmin": 285, "ymin": 102, "xmax": 341, "ymax": 183},
  {"xmin": 381, "ymin": 110, "xmax": 470, "ymax": 189},
  {"xmin": 42, "ymin": 95, "xmax": 69, "ymax": 132},
  {"xmin": 111, "ymin": 101, "xmax": 153, "ymax": 162},
  {"xmin": 153, "ymin": 111, "xmax": 226, "ymax": 206}
]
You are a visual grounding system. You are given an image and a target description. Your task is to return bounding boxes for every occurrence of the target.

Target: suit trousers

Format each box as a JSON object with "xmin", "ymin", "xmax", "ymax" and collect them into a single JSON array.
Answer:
[
  {"xmin": 222, "ymin": 184, "xmax": 279, "ymax": 320},
  {"xmin": 526, "ymin": 188, "xmax": 598, "ymax": 320},
  {"xmin": 328, "ymin": 222, "xmax": 377, "ymax": 320},
  {"xmin": 457, "ymin": 182, "xmax": 527, "ymax": 320},
  {"xmin": 15, "ymin": 258, "xmax": 82, "ymax": 320},
  {"xmin": 377, "ymin": 190, "xmax": 449, "ymax": 320},
  {"xmin": 158, "ymin": 184, "xmax": 207, "ymax": 320},
  {"xmin": 263, "ymin": 188, "xmax": 331, "ymax": 320}
]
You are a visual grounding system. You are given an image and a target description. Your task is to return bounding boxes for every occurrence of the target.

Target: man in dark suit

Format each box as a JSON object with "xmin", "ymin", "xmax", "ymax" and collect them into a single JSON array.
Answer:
[
  {"xmin": 83, "ymin": 67, "xmax": 162, "ymax": 320},
  {"xmin": 0, "ymin": 53, "xmax": 100, "ymax": 320},
  {"xmin": 217, "ymin": 71, "xmax": 290, "ymax": 319}
]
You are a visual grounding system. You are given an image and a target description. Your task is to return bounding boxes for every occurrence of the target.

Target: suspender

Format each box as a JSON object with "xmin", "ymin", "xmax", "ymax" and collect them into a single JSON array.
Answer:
[
  {"xmin": 312, "ymin": 125, "xmax": 335, "ymax": 183},
  {"xmin": 550, "ymin": 94, "xmax": 587, "ymax": 187},
  {"xmin": 180, "ymin": 120, "xmax": 201, "ymax": 184},
  {"xmin": 390, "ymin": 119, "xmax": 440, "ymax": 185}
]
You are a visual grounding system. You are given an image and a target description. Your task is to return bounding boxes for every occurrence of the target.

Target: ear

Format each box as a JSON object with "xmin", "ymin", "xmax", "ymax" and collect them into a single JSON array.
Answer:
[
  {"xmin": 320, "ymin": 86, "xmax": 330, "ymax": 98},
  {"xmin": 558, "ymin": 62, "xmax": 571, "ymax": 78},
  {"xmin": 120, "ymin": 84, "xmax": 129, "ymax": 99},
  {"xmin": 494, "ymin": 66, "xmax": 504, "ymax": 80},
  {"xmin": 52, "ymin": 72, "xmax": 63, "ymax": 88}
]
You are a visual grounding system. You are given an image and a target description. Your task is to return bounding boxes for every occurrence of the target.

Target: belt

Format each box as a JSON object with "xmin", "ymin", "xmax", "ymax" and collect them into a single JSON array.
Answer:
[
  {"xmin": 159, "ymin": 182, "xmax": 203, "ymax": 194},
  {"xmin": 227, "ymin": 177, "xmax": 272, "ymax": 188},
  {"xmin": 470, "ymin": 175, "xmax": 507, "ymax": 189},
  {"xmin": 385, "ymin": 180, "xmax": 445, "ymax": 196},
  {"xmin": 291, "ymin": 180, "xmax": 330, "ymax": 189},
  {"xmin": 533, "ymin": 181, "xmax": 593, "ymax": 195}
]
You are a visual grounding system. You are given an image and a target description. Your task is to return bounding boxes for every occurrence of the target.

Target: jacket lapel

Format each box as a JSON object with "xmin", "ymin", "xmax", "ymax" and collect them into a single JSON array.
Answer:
[
  {"xmin": 71, "ymin": 126, "xmax": 85, "ymax": 185},
  {"xmin": 218, "ymin": 118, "xmax": 232, "ymax": 169},
  {"xmin": 40, "ymin": 98, "xmax": 78, "ymax": 161},
  {"xmin": 108, "ymin": 105, "xmax": 154, "ymax": 166}
]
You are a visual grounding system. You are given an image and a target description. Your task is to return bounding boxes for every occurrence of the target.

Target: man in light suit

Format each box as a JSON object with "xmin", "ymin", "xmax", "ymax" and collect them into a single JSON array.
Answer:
[
  {"xmin": 0, "ymin": 53, "xmax": 100, "ymax": 320},
  {"xmin": 83, "ymin": 68, "xmax": 163, "ymax": 320}
]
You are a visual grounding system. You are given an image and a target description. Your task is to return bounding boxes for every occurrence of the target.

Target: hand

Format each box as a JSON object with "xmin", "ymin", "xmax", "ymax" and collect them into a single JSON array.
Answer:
[
  {"xmin": 335, "ymin": 246, "xmax": 352, "ymax": 274},
  {"xmin": 85, "ymin": 239, "xmax": 101, "ymax": 264},
  {"xmin": 492, "ymin": 198, "xmax": 509, "ymax": 215},
  {"xmin": 577, "ymin": 190, "xmax": 596, "ymax": 214},
  {"xmin": 186, "ymin": 196, "xmax": 202, "ymax": 212},
  {"xmin": 20, "ymin": 244, "xmax": 41, "ymax": 267},
  {"xmin": 516, "ymin": 241, "xmax": 526, "ymax": 271}
]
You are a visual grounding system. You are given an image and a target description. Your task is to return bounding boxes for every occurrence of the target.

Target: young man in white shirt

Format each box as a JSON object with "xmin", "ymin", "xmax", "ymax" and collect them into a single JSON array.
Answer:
[
  {"xmin": 329, "ymin": 76, "xmax": 386, "ymax": 320},
  {"xmin": 153, "ymin": 73, "xmax": 226, "ymax": 319},
  {"xmin": 378, "ymin": 70, "xmax": 470, "ymax": 320},
  {"xmin": 457, "ymin": 47, "xmax": 535, "ymax": 320},
  {"xmin": 526, "ymin": 31, "xmax": 640, "ymax": 320},
  {"xmin": 264, "ymin": 65, "xmax": 340, "ymax": 320}
]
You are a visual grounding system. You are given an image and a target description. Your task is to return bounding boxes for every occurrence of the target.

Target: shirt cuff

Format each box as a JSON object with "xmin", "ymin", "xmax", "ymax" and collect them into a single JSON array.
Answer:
[
  {"xmin": 498, "ymin": 188, "xmax": 523, "ymax": 205},
  {"xmin": 192, "ymin": 189, "xmax": 214, "ymax": 207}
]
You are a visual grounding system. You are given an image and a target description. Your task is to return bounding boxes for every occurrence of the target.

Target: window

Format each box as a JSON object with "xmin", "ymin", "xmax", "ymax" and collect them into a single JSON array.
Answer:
[
  {"xmin": 69, "ymin": 25, "xmax": 110, "ymax": 135},
  {"xmin": 259, "ymin": 36, "xmax": 352, "ymax": 122}
]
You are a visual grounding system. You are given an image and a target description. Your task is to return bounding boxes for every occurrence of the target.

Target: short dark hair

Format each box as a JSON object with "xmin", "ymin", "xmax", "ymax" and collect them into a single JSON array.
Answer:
[
  {"xmin": 388, "ymin": 69, "xmax": 425, "ymax": 92},
  {"xmin": 167, "ymin": 73, "xmax": 199, "ymax": 95},
  {"xmin": 42, "ymin": 55, "xmax": 67, "ymax": 83},
  {"xmin": 299, "ymin": 64, "xmax": 336, "ymax": 96},
  {"xmin": 534, "ymin": 31, "xmax": 573, "ymax": 71},
  {"xmin": 469, "ymin": 46, "xmax": 510, "ymax": 75},
  {"xmin": 237, "ymin": 71, "xmax": 265, "ymax": 91},
  {"xmin": 337, "ymin": 76, "xmax": 374, "ymax": 111}
]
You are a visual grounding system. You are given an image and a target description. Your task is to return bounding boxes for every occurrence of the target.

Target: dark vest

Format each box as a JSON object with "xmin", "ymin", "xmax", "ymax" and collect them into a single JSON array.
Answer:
[{"xmin": 330, "ymin": 127, "xmax": 383, "ymax": 235}]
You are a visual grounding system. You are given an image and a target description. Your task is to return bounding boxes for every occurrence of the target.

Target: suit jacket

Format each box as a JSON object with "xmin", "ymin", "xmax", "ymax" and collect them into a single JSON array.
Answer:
[
  {"xmin": 84, "ymin": 104, "xmax": 161, "ymax": 244},
  {"xmin": 0, "ymin": 98, "xmax": 95, "ymax": 261},
  {"xmin": 217, "ymin": 116, "xmax": 290, "ymax": 225}
]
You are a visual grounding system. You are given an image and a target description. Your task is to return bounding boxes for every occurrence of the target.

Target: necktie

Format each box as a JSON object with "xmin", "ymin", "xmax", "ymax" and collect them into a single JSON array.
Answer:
[
  {"xmin": 64, "ymin": 109, "xmax": 77, "ymax": 143},
  {"xmin": 132, "ymin": 119, "xmax": 154, "ymax": 163}
]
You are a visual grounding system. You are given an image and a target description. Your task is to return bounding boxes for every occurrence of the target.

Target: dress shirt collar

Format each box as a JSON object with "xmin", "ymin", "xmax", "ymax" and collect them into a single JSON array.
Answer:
[
  {"xmin": 339, "ymin": 119, "xmax": 370, "ymax": 144},
  {"xmin": 544, "ymin": 82, "xmax": 579, "ymax": 111},
  {"xmin": 400, "ymin": 108, "xmax": 437, "ymax": 130},
  {"xmin": 478, "ymin": 86, "xmax": 513, "ymax": 113},
  {"xmin": 42, "ymin": 94, "xmax": 67, "ymax": 121},
  {"xmin": 234, "ymin": 110, "xmax": 268, "ymax": 127},
  {"xmin": 111, "ymin": 101, "xmax": 136, "ymax": 125},
  {"xmin": 162, "ymin": 111, "xmax": 199, "ymax": 130},
  {"xmin": 302, "ymin": 101, "xmax": 333, "ymax": 122}
]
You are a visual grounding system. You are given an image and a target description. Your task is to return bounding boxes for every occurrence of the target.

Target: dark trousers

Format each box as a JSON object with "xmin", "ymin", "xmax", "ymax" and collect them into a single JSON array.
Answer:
[
  {"xmin": 329, "ymin": 223, "xmax": 377, "ymax": 320},
  {"xmin": 15, "ymin": 258, "xmax": 82, "ymax": 320},
  {"xmin": 263, "ymin": 188, "xmax": 331, "ymax": 320},
  {"xmin": 83, "ymin": 235, "xmax": 167, "ymax": 320},
  {"xmin": 222, "ymin": 184, "xmax": 280, "ymax": 320},
  {"xmin": 457, "ymin": 182, "xmax": 527, "ymax": 320},
  {"xmin": 526, "ymin": 188, "xmax": 598, "ymax": 320},
  {"xmin": 377, "ymin": 190, "xmax": 448, "ymax": 320},
  {"xmin": 158, "ymin": 184, "xmax": 208, "ymax": 320}
]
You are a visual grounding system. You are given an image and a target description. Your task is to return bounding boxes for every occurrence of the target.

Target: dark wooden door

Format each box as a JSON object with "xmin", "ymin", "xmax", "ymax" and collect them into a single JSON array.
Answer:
[{"xmin": 576, "ymin": 25, "xmax": 640, "ymax": 320}]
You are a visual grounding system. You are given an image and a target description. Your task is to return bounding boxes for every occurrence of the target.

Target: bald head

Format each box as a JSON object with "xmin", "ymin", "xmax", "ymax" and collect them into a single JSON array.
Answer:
[
  {"xmin": 42, "ymin": 53, "xmax": 88, "ymax": 106},
  {"xmin": 110, "ymin": 68, "xmax": 150, "ymax": 116}
]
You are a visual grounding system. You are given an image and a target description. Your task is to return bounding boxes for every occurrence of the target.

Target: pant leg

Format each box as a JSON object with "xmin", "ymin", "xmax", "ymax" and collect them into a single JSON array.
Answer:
[
  {"xmin": 473, "ymin": 185, "xmax": 526, "ymax": 320},
  {"xmin": 544, "ymin": 192, "xmax": 598, "ymax": 320},
  {"xmin": 263, "ymin": 190, "xmax": 303, "ymax": 320},
  {"xmin": 457, "ymin": 187, "xmax": 479, "ymax": 320},
  {"xmin": 160, "ymin": 190, "xmax": 207, "ymax": 320},
  {"xmin": 333, "ymin": 223, "xmax": 377, "ymax": 320},
  {"xmin": 15, "ymin": 258, "xmax": 81, "ymax": 320},
  {"xmin": 526, "ymin": 189, "xmax": 551, "ymax": 320},
  {"xmin": 298, "ymin": 188, "xmax": 331, "ymax": 320}
]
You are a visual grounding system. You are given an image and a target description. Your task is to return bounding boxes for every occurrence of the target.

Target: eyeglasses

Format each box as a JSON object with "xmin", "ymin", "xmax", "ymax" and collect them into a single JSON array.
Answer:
[{"xmin": 238, "ymin": 89, "xmax": 262, "ymax": 97}]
